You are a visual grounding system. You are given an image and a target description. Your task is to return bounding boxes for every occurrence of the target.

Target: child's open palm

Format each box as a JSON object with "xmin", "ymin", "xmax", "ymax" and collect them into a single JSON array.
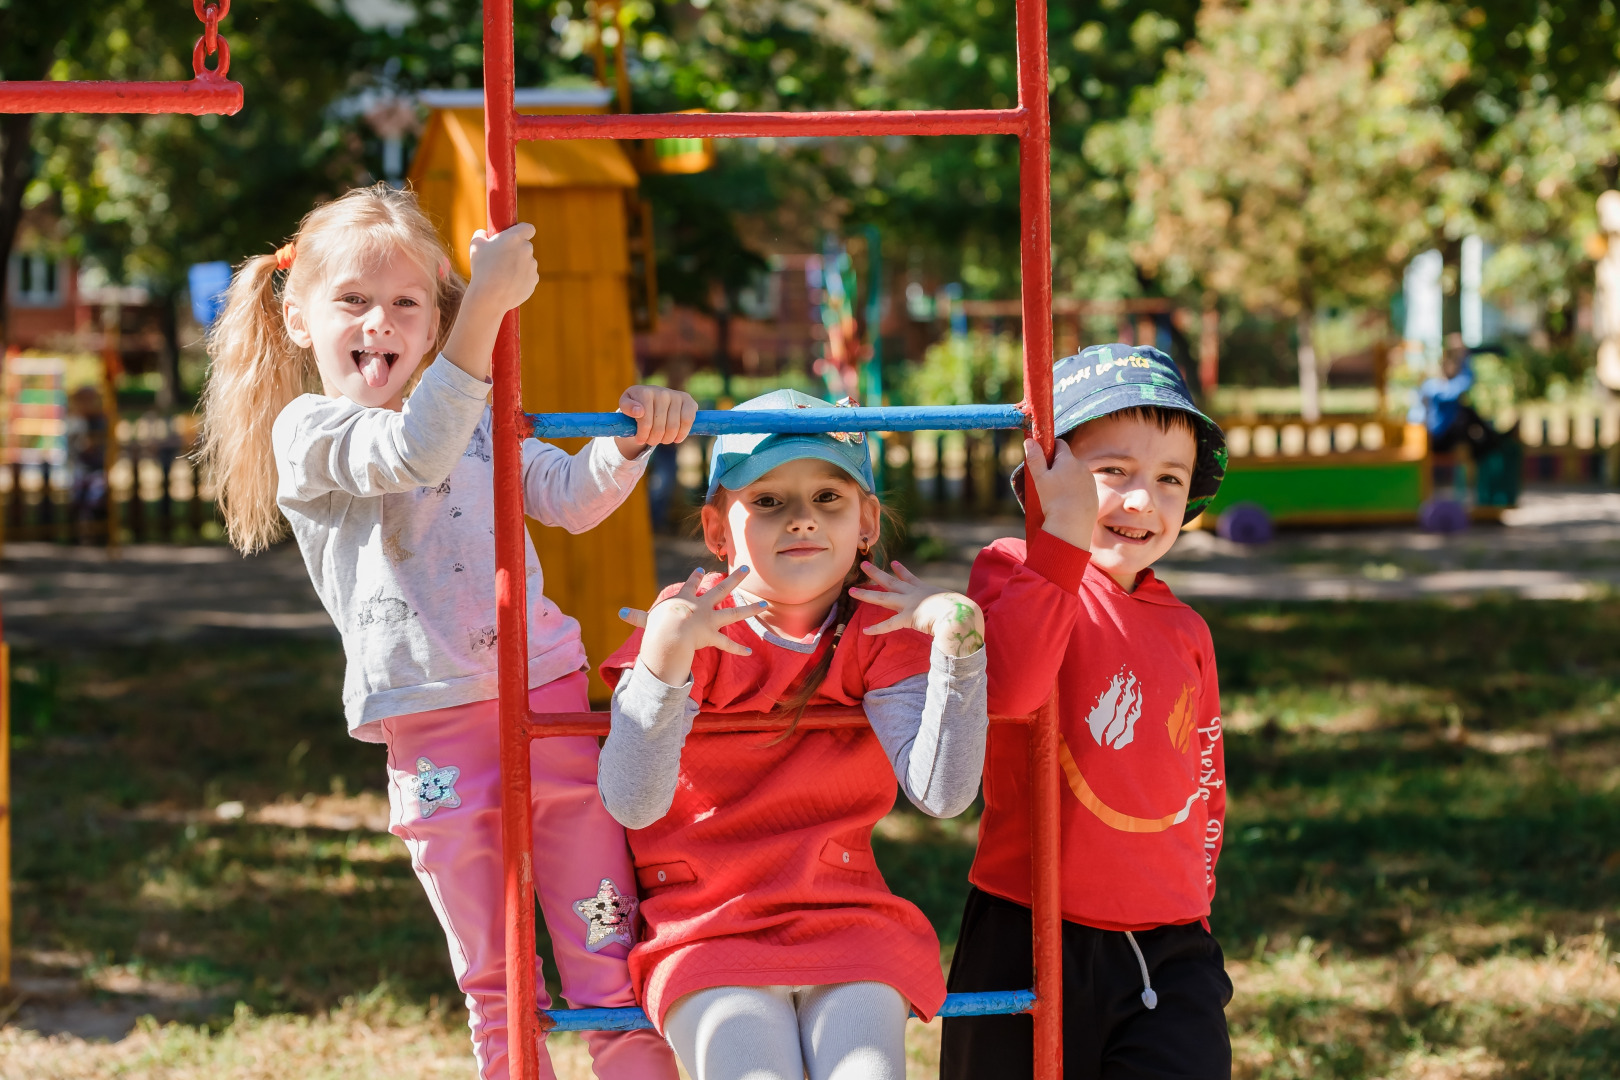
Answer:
[
  {"xmin": 620, "ymin": 566, "xmax": 767, "ymax": 685},
  {"xmin": 850, "ymin": 560, "xmax": 985, "ymax": 657}
]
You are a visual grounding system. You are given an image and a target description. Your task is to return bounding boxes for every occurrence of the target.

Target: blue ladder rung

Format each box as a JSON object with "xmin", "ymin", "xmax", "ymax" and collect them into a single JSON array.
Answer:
[
  {"xmin": 539, "ymin": 989, "xmax": 1036, "ymax": 1032},
  {"xmin": 528, "ymin": 405, "xmax": 1028, "ymax": 440}
]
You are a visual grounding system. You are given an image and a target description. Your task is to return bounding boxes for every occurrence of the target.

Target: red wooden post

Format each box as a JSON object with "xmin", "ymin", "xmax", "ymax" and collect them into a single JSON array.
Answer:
[{"xmin": 481, "ymin": 3, "xmax": 540, "ymax": 1079}]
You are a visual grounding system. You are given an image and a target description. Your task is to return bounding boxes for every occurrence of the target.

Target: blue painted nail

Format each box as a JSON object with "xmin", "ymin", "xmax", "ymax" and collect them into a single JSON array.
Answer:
[{"xmin": 618, "ymin": 608, "xmax": 630, "ymax": 619}]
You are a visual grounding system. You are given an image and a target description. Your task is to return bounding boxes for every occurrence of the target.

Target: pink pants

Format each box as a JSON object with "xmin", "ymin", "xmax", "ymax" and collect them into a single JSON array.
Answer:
[{"xmin": 382, "ymin": 672, "xmax": 678, "ymax": 1080}]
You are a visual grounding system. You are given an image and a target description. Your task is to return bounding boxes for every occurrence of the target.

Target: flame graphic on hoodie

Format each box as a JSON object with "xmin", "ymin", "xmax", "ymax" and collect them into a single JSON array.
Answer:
[
  {"xmin": 1167, "ymin": 684, "xmax": 1197, "ymax": 753},
  {"xmin": 1087, "ymin": 667, "xmax": 1142, "ymax": 750}
]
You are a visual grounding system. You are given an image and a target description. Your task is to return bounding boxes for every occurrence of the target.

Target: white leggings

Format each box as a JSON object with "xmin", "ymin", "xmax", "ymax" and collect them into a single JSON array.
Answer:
[{"xmin": 663, "ymin": 981, "xmax": 910, "ymax": 1080}]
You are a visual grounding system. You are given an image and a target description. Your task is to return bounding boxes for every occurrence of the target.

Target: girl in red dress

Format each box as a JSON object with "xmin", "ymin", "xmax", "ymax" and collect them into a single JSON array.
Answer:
[{"xmin": 598, "ymin": 389, "xmax": 990, "ymax": 1080}]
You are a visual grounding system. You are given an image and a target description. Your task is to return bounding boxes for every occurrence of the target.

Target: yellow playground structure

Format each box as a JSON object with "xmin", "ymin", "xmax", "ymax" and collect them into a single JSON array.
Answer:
[{"xmin": 410, "ymin": 90, "xmax": 655, "ymax": 701}]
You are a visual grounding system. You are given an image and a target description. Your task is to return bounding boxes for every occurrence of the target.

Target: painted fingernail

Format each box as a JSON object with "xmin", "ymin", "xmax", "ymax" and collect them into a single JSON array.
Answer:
[
  {"xmin": 619, "ymin": 608, "xmax": 630, "ymax": 618},
  {"xmin": 736, "ymin": 565, "xmax": 749, "ymax": 574},
  {"xmin": 742, "ymin": 647, "xmax": 753, "ymax": 655}
]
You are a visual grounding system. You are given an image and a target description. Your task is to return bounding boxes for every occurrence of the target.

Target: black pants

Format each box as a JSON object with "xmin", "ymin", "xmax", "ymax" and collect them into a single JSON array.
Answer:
[
  {"xmin": 1430, "ymin": 405, "xmax": 1500, "ymax": 457},
  {"xmin": 941, "ymin": 888, "xmax": 1233, "ymax": 1080}
]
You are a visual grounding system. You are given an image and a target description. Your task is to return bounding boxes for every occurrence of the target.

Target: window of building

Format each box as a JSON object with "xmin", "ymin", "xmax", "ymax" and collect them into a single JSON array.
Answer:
[{"xmin": 9, "ymin": 252, "xmax": 65, "ymax": 308}]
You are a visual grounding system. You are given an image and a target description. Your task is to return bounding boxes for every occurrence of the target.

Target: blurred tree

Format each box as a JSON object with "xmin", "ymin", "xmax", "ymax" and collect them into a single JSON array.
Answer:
[
  {"xmin": 903, "ymin": 330, "xmax": 1022, "ymax": 407},
  {"xmin": 0, "ymin": 5, "xmax": 90, "ymax": 347},
  {"xmin": 1432, "ymin": 1, "xmax": 1620, "ymax": 348},
  {"xmin": 1112, "ymin": 0, "xmax": 1468, "ymax": 419},
  {"xmin": 22, "ymin": 1, "xmax": 370, "ymax": 403},
  {"xmin": 1464, "ymin": 93, "xmax": 1620, "ymax": 345}
]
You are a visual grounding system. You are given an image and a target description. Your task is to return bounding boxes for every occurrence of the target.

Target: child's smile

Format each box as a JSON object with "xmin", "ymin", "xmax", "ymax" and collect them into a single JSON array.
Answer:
[{"xmin": 1103, "ymin": 523, "xmax": 1155, "ymax": 544}]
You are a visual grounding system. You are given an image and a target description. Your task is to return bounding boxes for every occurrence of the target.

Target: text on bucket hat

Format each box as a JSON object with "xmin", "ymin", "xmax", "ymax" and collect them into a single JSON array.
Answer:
[{"xmin": 1012, "ymin": 343, "xmax": 1227, "ymax": 524}]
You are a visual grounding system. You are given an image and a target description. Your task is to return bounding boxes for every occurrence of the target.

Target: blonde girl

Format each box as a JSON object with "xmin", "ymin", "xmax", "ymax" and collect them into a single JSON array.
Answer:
[
  {"xmin": 596, "ymin": 388, "xmax": 990, "ymax": 1080},
  {"xmin": 199, "ymin": 184, "xmax": 689, "ymax": 1080}
]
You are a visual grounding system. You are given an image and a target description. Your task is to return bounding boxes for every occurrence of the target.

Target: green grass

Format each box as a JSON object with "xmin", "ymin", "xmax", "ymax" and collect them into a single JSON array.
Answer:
[{"xmin": 6, "ymin": 600, "xmax": 1620, "ymax": 1078}]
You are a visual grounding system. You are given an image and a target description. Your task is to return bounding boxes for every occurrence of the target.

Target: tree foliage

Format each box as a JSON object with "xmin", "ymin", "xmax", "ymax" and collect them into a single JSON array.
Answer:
[{"xmin": 1101, "ymin": 0, "xmax": 1471, "ymax": 413}]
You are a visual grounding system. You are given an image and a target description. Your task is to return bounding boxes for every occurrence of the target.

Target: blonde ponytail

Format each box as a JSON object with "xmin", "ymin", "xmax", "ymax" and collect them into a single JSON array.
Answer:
[
  {"xmin": 198, "ymin": 252, "xmax": 316, "ymax": 552},
  {"xmin": 197, "ymin": 183, "xmax": 466, "ymax": 554}
]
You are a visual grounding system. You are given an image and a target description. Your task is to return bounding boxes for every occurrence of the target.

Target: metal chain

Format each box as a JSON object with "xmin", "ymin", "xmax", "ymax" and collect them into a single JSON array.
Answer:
[{"xmin": 192, "ymin": 0, "xmax": 233, "ymax": 79}]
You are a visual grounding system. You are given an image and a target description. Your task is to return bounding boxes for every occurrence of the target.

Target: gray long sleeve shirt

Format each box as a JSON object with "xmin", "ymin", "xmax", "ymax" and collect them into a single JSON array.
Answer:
[
  {"xmin": 600, "ymin": 608, "xmax": 989, "ymax": 828},
  {"xmin": 272, "ymin": 357, "xmax": 648, "ymax": 737}
]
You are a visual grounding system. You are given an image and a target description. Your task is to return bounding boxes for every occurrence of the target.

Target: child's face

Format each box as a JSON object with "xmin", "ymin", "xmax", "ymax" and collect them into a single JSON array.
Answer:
[
  {"xmin": 1065, "ymin": 414, "xmax": 1197, "ymax": 588},
  {"xmin": 702, "ymin": 457, "xmax": 879, "ymax": 613},
  {"xmin": 285, "ymin": 254, "xmax": 440, "ymax": 410}
]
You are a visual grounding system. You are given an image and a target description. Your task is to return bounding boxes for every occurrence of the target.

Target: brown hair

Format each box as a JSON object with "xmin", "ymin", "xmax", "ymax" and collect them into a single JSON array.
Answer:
[
  {"xmin": 704, "ymin": 482, "xmax": 897, "ymax": 739},
  {"xmin": 197, "ymin": 184, "xmax": 466, "ymax": 552},
  {"xmin": 1066, "ymin": 405, "xmax": 1199, "ymax": 444}
]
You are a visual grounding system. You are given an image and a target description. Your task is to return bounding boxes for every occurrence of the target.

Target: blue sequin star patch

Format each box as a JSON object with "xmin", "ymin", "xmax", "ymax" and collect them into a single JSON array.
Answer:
[
  {"xmin": 572, "ymin": 878, "xmax": 637, "ymax": 952},
  {"xmin": 409, "ymin": 757, "xmax": 461, "ymax": 819}
]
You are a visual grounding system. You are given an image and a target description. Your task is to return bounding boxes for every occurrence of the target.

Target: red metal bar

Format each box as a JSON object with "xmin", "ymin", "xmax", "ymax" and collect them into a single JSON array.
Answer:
[
  {"xmin": 1028, "ymin": 693, "xmax": 1063, "ymax": 1074},
  {"xmin": 482, "ymin": 3, "xmax": 539, "ymax": 1079},
  {"xmin": 502, "ymin": 2, "xmax": 1060, "ymax": 1070},
  {"xmin": 1012, "ymin": 0, "xmax": 1060, "ymax": 1072},
  {"xmin": 517, "ymin": 108, "xmax": 1027, "ymax": 141},
  {"xmin": 0, "ymin": 79, "xmax": 241, "ymax": 115},
  {"xmin": 526, "ymin": 709, "xmax": 1037, "ymax": 740}
]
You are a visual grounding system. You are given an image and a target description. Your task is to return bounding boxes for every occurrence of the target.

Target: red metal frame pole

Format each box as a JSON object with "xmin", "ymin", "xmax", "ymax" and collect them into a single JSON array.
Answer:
[
  {"xmin": 1014, "ymin": 0, "xmax": 1061, "ymax": 1075},
  {"xmin": 482, "ymin": 3, "xmax": 539, "ymax": 1079},
  {"xmin": 0, "ymin": 79, "xmax": 241, "ymax": 115}
]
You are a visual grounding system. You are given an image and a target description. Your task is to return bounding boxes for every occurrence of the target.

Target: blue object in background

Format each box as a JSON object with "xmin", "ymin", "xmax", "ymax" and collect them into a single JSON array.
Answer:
[
  {"xmin": 188, "ymin": 261, "xmax": 233, "ymax": 327},
  {"xmin": 646, "ymin": 442, "xmax": 679, "ymax": 531}
]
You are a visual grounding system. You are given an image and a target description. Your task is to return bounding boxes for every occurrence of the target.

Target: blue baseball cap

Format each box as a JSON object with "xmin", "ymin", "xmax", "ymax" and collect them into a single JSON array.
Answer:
[
  {"xmin": 1013, "ymin": 343, "xmax": 1228, "ymax": 523},
  {"xmin": 707, "ymin": 389, "xmax": 877, "ymax": 499}
]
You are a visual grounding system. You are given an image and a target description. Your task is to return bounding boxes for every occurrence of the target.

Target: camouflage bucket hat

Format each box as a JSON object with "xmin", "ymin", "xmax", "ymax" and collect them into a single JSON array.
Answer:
[{"xmin": 1012, "ymin": 343, "xmax": 1228, "ymax": 524}]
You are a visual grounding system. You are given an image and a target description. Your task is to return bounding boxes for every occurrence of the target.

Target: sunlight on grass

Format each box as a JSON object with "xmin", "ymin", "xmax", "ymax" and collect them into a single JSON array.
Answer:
[
  {"xmin": 8, "ymin": 601, "xmax": 1620, "ymax": 1077},
  {"xmin": 1229, "ymin": 930, "xmax": 1620, "ymax": 1079},
  {"xmin": 0, "ymin": 988, "xmax": 947, "ymax": 1080}
]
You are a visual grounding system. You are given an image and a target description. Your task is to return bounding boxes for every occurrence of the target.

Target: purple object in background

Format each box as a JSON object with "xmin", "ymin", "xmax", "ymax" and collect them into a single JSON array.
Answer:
[
  {"xmin": 1418, "ymin": 497, "xmax": 1470, "ymax": 534},
  {"xmin": 1216, "ymin": 502, "xmax": 1274, "ymax": 545}
]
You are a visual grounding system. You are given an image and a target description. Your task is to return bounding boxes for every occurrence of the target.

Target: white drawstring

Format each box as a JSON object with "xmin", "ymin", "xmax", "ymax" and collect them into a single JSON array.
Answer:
[{"xmin": 1124, "ymin": 931, "xmax": 1158, "ymax": 1010}]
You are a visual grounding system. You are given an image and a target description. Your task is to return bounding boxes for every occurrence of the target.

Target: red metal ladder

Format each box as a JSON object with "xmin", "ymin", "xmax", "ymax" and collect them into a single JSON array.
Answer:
[{"xmin": 482, "ymin": 1, "xmax": 1059, "ymax": 1075}]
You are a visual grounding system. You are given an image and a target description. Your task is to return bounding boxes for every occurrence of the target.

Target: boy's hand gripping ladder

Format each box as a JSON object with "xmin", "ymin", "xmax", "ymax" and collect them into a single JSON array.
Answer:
[{"xmin": 481, "ymin": 0, "xmax": 1061, "ymax": 1075}]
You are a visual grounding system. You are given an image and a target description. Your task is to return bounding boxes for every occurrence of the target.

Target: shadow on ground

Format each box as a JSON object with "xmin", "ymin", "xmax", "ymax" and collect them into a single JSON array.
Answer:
[{"xmin": 4, "ymin": 587, "xmax": 1619, "ymax": 1074}]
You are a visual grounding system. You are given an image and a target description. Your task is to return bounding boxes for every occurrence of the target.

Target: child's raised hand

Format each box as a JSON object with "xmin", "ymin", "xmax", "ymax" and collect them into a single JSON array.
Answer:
[
  {"xmin": 439, "ymin": 224, "xmax": 539, "ymax": 382},
  {"xmin": 620, "ymin": 566, "xmax": 767, "ymax": 685},
  {"xmin": 465, "ymin": 224, "xmax": 540, "ymax": 314},
  {"xmin": 849, "ymin": 560, "xmax": 985, "ymax": 658},
  {"xmin": 1025, "ymin": 437, "xmax": 1097, "ymax": 552},
  {"xmin": 614, "ymin": 386, "xmax": 698, "ymax": 460}
]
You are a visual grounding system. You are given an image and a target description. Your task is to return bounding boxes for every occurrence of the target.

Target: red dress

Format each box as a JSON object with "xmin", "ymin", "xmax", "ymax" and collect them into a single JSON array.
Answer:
[{"xmin": 600, "ymin": 579, "xmax": 946, "ymax": 1029}]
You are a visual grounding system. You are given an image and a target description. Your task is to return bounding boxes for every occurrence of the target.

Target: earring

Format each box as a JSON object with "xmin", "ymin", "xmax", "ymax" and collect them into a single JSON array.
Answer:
[{"xmin": 858, "ymin": 536, "xmax": 871, "ymax": 555}]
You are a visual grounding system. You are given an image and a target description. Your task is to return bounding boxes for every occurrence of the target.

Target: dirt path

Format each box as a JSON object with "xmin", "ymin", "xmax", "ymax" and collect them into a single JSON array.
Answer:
[{"xmin": 6, "ymin": 487, "xmax": 1620, "ymax": 649}]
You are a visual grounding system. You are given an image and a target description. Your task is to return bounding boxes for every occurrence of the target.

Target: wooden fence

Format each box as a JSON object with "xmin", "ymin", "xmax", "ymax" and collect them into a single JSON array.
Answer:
[{"xmin": 0, "ymin": 413, "xmax": 220, "ymax": 548}]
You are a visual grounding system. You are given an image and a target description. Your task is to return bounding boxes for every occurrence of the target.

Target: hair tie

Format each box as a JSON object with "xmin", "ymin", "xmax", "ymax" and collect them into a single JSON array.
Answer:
[
  {"xmin": 437, "ymin": 256, "xmax": 449, "ymax": 280},
  {"xmin": 274, "ymin": 243, "xmax": 296, "ymax": 271}
]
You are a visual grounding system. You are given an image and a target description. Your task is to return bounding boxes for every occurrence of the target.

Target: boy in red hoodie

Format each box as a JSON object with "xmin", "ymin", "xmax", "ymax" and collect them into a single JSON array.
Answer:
[{"xmin": 941, "ymin": 343, "xmax": 1234, "ymax": 1080}]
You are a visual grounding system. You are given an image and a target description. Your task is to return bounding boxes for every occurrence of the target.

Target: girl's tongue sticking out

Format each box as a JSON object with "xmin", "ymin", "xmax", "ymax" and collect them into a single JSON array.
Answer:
[{"xmin": 356, "ymin": 349, "xmax": 394, "ymax": 388}]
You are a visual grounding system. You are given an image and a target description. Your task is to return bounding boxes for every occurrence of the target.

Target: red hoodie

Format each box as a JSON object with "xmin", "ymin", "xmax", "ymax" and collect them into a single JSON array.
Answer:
[{"xmin": 967, "ymin": 531, "xmax": 1225, "ymax": 931}]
